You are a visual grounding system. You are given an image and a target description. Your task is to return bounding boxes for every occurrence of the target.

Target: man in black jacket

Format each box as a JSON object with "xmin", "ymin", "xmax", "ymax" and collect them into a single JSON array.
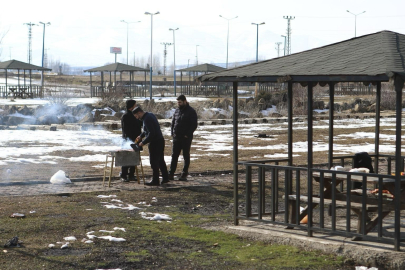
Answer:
[
  {"xmin": 133, "ymin": 107, "xmax": 169, "ymax": 186},
  {"xmin": 120, "ymin": 99, "xmax": 142, "ymax": 182},
  {"xmin": 169, "ymin": 95, "xmax": 198, "ymax": 181}
]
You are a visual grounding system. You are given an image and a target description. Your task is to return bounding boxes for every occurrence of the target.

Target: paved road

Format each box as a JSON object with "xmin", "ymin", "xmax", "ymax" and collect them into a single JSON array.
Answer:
[{"xmin": 0, "ymin": 173, "xmax": 234, "ymax": 197}]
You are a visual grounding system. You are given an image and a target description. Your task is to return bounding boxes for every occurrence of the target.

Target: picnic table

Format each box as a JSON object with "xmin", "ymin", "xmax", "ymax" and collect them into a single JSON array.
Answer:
[
  {"xmin": 288, "ymin": 172, "xmax": 405, "ymax": 239},
  {"xmin": 7, "ymin": 87, "xmax": 32, "ymax": 99},
  {"xmin": 7, "ymin": 87, "xmax": 17, "ymax": 98}
]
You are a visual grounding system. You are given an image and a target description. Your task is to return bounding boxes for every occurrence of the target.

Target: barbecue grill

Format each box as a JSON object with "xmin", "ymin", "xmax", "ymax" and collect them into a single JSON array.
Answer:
[{"xmin": 103, "ymin": 149, "xmax": 143, "ymax": 187}]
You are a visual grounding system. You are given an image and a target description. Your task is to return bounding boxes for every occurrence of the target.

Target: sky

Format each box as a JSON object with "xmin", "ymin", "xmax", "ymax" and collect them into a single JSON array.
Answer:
[{"xmin": 1, "ymin": 0, "xmax": 405, "ymax": 69}]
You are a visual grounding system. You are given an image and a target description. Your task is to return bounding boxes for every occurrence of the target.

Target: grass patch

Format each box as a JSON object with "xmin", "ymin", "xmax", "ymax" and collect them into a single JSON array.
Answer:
[{"xmin": 0, "ymin": 185, "xmax": 352, "ymax": 269}]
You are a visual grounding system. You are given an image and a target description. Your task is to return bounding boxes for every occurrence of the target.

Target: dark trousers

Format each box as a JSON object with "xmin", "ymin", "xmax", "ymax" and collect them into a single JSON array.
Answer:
[
  {"xmin": 149, "ymin": 138, "xmax": 168, "ymax": 183},
  {"xmin": 169, "ymin": 137, "xmax": 192, "ymax": 175},
  {"xmin": 121, "ymin": 166, "xmax": 135, "ymax": 177}
]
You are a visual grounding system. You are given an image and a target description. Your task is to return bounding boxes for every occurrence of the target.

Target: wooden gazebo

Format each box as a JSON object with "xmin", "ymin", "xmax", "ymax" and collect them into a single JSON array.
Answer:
[
  {"xmin": 177, "ymin": 63, "xmax": 226, "ymax": 96},
  {"xmin": 0, "ymin": 59, "xmax": 51, "ymax": 99},
  {"xmin": 200, "ymin": 30, "xmax": 405, "ymax": 250},
  {"xmin": 84, "ymin": 62, "xmax": 149, "ymax": 98}
]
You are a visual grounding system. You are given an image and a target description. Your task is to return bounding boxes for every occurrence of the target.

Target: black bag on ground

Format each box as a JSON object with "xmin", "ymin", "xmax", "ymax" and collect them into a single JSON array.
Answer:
[{"xmin": 352, "ymin": 152, "xmax": 374, "ymax": 189}]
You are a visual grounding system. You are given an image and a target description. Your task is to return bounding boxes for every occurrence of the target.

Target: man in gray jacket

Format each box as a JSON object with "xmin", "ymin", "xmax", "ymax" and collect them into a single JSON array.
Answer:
[{"xmin": 169, "ymin": 95, "xmax": 198, "ymax": 181}]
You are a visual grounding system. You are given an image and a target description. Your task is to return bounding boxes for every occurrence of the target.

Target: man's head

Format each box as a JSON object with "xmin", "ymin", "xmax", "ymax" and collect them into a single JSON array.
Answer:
[
  {"xmin": 176, "ymin": 95, "xmax": 187, "ymax": 109},
  {"xmin": 126, "ymin": 99, "xmax": 136, "ymax": 110},
  {"xmin": 132, "ymin": 107, "xmax": 144, "ymax": 120}
]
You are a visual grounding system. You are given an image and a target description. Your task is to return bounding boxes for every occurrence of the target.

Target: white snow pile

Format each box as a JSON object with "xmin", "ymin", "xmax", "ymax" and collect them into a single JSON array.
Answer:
[
  {"xmin": 97, "ymin": 195, "xmax": 117, "ymax": 198},
  {"xmin": 98, "ymin": 236, "xmax": 126, "ymax": 242},
  {"xmin": 260, "ymin": 105, "xmax": 278, "ymax": 116},
  {"xmin": 140, "ymin": 212, "xmax": 172, "ymax": 221},
  {"xmin": 97, "ymin": 195, "xmax": 143, "ymax": 210},
  {"xmin": 103, "ymin": 203, "xmax": 142, "ymax": 210},
  {"xmin": 63, "ymin": 236, "xmax": 77, "ymax": 241},
  {"xmin": 50, "ymin": 170, "xmax": 71, "ymax": 184}
]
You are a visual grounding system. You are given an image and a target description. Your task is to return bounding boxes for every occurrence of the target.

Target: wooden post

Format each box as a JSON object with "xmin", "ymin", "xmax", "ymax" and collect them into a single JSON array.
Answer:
[{"xmin": 233, "ymin": 81, "xmax": 239, "ymax": 225}]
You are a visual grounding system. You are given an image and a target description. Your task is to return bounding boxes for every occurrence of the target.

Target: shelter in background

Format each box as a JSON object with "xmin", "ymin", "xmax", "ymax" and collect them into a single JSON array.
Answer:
[
  {"xmin": 0, "ymin": 59, "xmax": 51, "ymax": 99},
  {"xmin": 177, "ymin": 63, "xmax": 228, "ymax": 96},
  {"xmin": 200, "ymin": 30, "xmax": 405, "ymax": 251},
  {"xmin": 84, "ymin": 62, "xmax": 149, "ymax": 98}
]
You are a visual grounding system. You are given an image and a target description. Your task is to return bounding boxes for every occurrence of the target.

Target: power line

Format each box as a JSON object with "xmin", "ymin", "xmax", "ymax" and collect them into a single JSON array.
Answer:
[
  {"xmin": 283, "ymin": 16, "xmax": 295, "ymax": 55},
  {"xmin": 275, "ymin": 42, "xmax": 282, "ymax": 57},
  {"xmin": 23, "ymin": 22, "xmax": 37, "ymax": 64},
  {"xmin": 161, "ymin": 42, "xmax": 172, "ymax": 75}
]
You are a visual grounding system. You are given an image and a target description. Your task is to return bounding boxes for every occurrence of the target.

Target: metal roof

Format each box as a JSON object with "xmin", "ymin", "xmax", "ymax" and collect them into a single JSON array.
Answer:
[
  {"xmin": 200, "ymin": 31, "xmax": 405, "ymax": 83},
  {"xmin": 177, "ymin": 63, "xmax": 226, "ymax": 72},
  {"xmin": 0, "ymin": 60, "xmax": 52, "ymax": 71},
  {"xmin": 84, "ymin": 62, "xmax": 149, "ymax": 72}
]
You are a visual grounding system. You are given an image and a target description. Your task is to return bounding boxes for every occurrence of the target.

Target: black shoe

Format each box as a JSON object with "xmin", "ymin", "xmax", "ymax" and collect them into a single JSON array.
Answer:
[
  {"xmin": 179, "ymin": 172, "xmax": 188, "ymax": 181},
  {"xmin": 161, "ymin": 179, "xmax": 170, "ymax": 184},
  {"xmin": 128, "ymin": 175, "xmax": 137, "ymax": 182},
  {"xmin": 168, "ymin": 174, "xmax": 174, "ymax": 181},
  {"xmin": 145, "ymin": 181, "xmax": 160, "ymax": 186},
  {"xmin": 120, "ymin": 177, "xmax": 129, "ymax": 182}
]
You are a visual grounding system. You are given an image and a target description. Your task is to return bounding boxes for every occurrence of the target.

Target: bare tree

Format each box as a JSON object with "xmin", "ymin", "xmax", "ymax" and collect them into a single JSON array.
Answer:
[
  {"xmin": 47, "ymin": 56, "xmax": 71, "ymax": 75},
  {"xmin": 0, "ymin": 26, "xmax": 10, "ymax": 60}
]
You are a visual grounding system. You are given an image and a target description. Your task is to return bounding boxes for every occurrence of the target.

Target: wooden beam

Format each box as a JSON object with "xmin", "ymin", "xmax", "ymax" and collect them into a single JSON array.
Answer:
[{"xmin": 199, "ymin": 75, "xmax": 389, "ymax": 83}]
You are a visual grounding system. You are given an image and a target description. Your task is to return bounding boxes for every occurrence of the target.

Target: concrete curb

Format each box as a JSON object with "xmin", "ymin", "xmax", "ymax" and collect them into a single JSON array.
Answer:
[{"xmin": 0, "ymin": 113, "xmax": 397, "ymax": 131}]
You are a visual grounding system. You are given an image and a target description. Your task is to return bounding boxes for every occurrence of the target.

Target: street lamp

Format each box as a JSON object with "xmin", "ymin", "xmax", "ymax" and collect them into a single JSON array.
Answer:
[
  {"xmin": 120, "ymin": 20, "xmax": 140, "ymax": 65},
  {"xmin": 39, "ymin": 21, "xmax": 50, "ymax": 89},
  {"xmin": 219, "ymin": 15, "xmax": 238, "ymax": 68},
  {"xmin": 169, "ymin": 27, "xmax": 179, "ymax": 96},
  {"xmin": 281, "ymin": 35, "xmax": 287, "ymax": 56},
  {"xmin": 145, "ymin": 11, "xmax": 160, "ymax": 100},
  {"xmin": 251, "ymin": 22, "xmax": 265, "ymax": 62},
  {"xmin": 346, "ymin": 10, "xmax": 366, "ymax": 37}
]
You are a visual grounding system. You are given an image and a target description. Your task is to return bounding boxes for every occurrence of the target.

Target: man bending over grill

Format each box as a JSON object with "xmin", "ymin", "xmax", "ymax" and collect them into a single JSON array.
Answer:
[{"xmin": 133, "ymin": 107, "xmax": 169, "ymax": 186}]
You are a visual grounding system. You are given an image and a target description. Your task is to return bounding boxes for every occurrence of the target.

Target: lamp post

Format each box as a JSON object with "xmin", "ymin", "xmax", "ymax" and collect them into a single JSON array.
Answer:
[
  {"xmin": 145, "ymin": 11, "xmax": 160, "ymax": 100},
  {"xmin": 281, "ymin": 35, "xmax": 287, "ymax": 56},
  {"xmin": 120, "ymin": 20, "xmax": 140, "ymax": 65},
  {"xmin": 251, "ymin": 22, "xmax": 265, "ymax": 62},
  {"xmin": 219, "ymin": 15, "xmax": 238, "ymax": 68},
  {"xmin": 39, "ymin": 21, "xmax": 50, "ymax": 89},
  {"xmin": 346, "ymin": 10, "xmax": 366, "ymax": 37},
  {"xmin": 169, "ymin": 27, "xmax": 179, "ymax": 96}
]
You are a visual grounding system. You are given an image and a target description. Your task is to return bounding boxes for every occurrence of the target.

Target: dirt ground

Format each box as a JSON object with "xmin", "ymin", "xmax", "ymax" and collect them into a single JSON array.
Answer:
[{"xmin": 0, "ymin": 180, "xmax": 358, "ymax": 270}]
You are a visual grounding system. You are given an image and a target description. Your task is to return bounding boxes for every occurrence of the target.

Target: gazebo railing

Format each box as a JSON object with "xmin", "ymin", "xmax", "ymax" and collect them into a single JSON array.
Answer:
[
  {"xmin": 0, "ymin": 85, "xmax": 42, "ymax": 99},
  {"xmin": 90, "ymin": 85, "xmax": 148, "ymax": 98},
  {"xmin": 237, "ymin": 161, "xmax": 404, "ymax": 250}
]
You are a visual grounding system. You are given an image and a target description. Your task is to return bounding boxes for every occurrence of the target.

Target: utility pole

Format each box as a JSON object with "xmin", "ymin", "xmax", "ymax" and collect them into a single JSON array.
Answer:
[
  {"xmin": 44, "ymin": 48, "xmax": 49, "ymax": 67},
  {"xmin": 281, "ymin": 35, "xmax": 287, "ymax": 56},
  {"xmin": 161, "ymin": 42, "xmax": 172, "ymax": 76},
  {"xmin": 275, "ymin": 42, "xmax": 282, "ymax": 57},
  {"xmin": 283, "ymin": 16, "xmax": 295, "ymax": 55},
  {"xmin": 195, "ymin": 45, "xmax": 199, "ymax": 65},
  {"xmin": 24, "ymin": 22, "xmax": 37, "ymax": 64}
]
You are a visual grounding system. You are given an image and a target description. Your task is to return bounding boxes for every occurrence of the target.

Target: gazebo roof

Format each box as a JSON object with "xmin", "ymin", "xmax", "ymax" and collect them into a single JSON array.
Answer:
[
  {"xmin": 200, "ymin": 30, "xmax": 405, "ymax": 83},
  {"xmin": 84, "ymin": 62, "xmax": 149, "ymax": 72},
  {"xmin": 0, "ymin": 60, "xmax": 52, "ymax": 71},
  {"xmin": 177, "ymin": 63, "xmax": 226, "ymax": 73}
]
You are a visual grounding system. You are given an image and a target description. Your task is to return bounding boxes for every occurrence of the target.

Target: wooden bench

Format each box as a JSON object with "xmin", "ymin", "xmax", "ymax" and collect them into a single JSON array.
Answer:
[
  {"xmin": 287, "ymin": 193, "xmax": 400, "ymax": 237},
  {"xmin": 287, "ymin": 194, "xmax": 394, "ymax": 212}
]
